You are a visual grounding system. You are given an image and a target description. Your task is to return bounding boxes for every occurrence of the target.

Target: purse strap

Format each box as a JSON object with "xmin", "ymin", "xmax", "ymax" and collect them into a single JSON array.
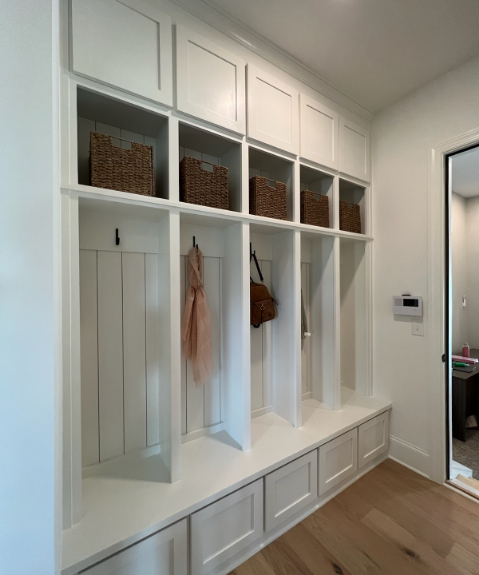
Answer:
[{"xmin": 250, "ymin": 247, "xmax": 264, "ymax": 283}]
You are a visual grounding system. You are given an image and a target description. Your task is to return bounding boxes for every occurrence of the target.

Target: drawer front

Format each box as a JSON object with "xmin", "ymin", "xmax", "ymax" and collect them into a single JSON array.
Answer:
[
  {"xmin": 358, "ymin": 411, "xmax": 389, "ymax": 468},
  {"xmin": 319, "ymin": 429, "xmax": 358, "ymax": 495},
  {"xmin": 265, "ymin": 450, "xmax": 318, "ymax": 532},
  {"xmin": 82, "ymin": 519, "xmax": 187, "ymax": 575},
  {"xmin": 190, "ymin": 480, "xmax": 263, "ymax": 575}
]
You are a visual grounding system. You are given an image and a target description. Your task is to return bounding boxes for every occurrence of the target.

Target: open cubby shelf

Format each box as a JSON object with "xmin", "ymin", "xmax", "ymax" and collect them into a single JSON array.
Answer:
[
  {"xmin": 339, "ymin": 177, "xmax": 367, "ymax": 236},
  {"xmin": 300, "ymin": 164, "xmax": 335, "ymax": 229}
]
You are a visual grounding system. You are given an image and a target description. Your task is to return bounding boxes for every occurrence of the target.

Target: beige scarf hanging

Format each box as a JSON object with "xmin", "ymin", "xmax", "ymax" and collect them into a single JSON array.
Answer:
[{"xmin": 181, "ymin": 247, "xmax": 213, "ymax": 385}]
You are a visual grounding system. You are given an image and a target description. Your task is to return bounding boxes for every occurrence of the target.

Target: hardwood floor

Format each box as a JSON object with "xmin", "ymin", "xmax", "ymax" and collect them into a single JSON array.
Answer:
[{"xmin": 229, "ymin": 459, "xmax": 479, "ymax": 575}]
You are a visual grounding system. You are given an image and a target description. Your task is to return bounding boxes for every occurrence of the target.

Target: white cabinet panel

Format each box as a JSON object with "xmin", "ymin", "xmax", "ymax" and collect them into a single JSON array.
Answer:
[
  {"xmin": 190, "ymin": 480, "xmax": 263, "ymax": 575},
  {"xmin": 358, "ymin": 411, "xmax": 389, "ymax": 468},
  {"xmin": 319, "ymin": 428, "xmax": 357, "ymax": 495},
  {"xmin": 247, "ymin": 65, "xmax": 299, "ymax": 154},
  {"xmin": 176, "ymin": 26, "xmax": 245, "ymax": 134},
  {"xmin": 71, "ymin": 0, "xmax": 172, "ymax": 106},
  {"xmin": 82, "ymin": 519, "xmax": 187, "ymax": 574},
  {"xmin": 265, "ymin": 450, "xmax": 317, "ymax": 532},
  {"xmin": 339, "ymin": 118, "xmax": 370, "ymax": 182},
  {"xmin": 300, "ymin": 95, "xmax": 339, "ymax": 170}
]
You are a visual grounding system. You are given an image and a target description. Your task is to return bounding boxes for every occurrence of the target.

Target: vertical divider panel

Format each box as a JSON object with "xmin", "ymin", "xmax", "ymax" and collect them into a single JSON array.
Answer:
[
  {"xmin": 97, "ymin": 251, "xmax": 124, "ymax": 461},
  {"xmin": 161, "ymin": 210, "xmax": 181, "ymax": 481},
  {"xmin": 293, "ymin": 160, "xmax": 301, "ymax": 223},
  {"xmin": 272, "ymin": 230, "xmax": 301, "ymax": 427},
  {"xmin": 168, "ymin": 116, "xmax": 180, "ymax": 203},
  {"xmin": 222, "ymin": 222, "xmax": 251, "ymax": 450},
  {"xmin": 122, "ymin": 252, "xmax": 147, "ymax": 454},
  {"xmin": 332, "ymin": 176, "xmax": 340, "ymax": 230},
  {"xmin": 145, "ymin": 254, "xmax": 160, "ymax": 447},
  {"xmin": 241, "ymin": 141, "xmax": 249, "ymax": 215}
]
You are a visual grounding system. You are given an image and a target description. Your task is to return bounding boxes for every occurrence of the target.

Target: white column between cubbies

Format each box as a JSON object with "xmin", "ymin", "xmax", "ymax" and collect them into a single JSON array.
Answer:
[
  {"xmin": 332, "ymin": 175, "xmax": 340, "ymax": 230},
  {"xmin": 292, "ymin": 230, "xmax": 302, "ymax": 425},
  {"xmin": 168, "ymin": 116, "xmax": 180, "ymax": 203},
  {"xmin": 241, "ymin": 141, "xmax": 249, "ymax": 215},
  {"xmin": 293, "ymin": 160, "xmax": 301, "ymax": 223},
  {"xmin": 332, "ymin": 237, "xmax": 342, "ymax": 409},
  {"xmin": 167, "ymin": 209, "xmax": 182, "ymax": 480}
]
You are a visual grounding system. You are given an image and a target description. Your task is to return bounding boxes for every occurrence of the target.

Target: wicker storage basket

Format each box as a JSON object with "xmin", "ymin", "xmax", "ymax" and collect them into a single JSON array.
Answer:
[
  {"xmin": 179, "ymin": 156, "xmax": 229, "ymax": 210},
  {"xmin": 90, "ymin": 131, "xmax": 154, "ymax": 196},
  {"xmin": 340, "ymin": 200, "xmax": 362, "ymax": 234},
  {"xmin": 300, "ymin": 190, "xmax": 329, "ymax": 228},
  {"xmin": 249, "ymin": 176, "xmax": 287, "ymax": 220}
]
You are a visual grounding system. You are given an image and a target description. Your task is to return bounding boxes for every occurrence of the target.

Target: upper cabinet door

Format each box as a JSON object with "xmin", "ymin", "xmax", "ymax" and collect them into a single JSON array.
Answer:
[
  {"xmin": 339, "ymin": 117, "xmax": 370, "ymax": 182},
  {"xmin": 300, "ymin": 95, "xmax": 339, "ymax": 170},
  {"xmin": 176, "ymin": 26, "xmax": 246, "ymax": 134},
  {"xmin": 71, "ymin": 0, "xmax": 173, "ymax": 106},
  {"xmin": 247, "ymin": 65, "xmax": 299, "ymax": 155}
]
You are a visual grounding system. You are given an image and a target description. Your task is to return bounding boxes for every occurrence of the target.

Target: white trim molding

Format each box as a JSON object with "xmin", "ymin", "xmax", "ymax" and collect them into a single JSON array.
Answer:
[{"xmin": 428, "ymin": 127, "xmax": 479, "ymax": 484}]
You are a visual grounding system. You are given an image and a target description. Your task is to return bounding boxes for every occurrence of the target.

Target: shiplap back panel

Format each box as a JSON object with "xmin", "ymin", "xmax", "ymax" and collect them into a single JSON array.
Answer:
[
  {"xmin": 250, "ymin": 259, "xmax": 273, "ymax": 415},
  {"xmin": 180, "ymin": 255, "xmax": 222, "ymax": 437},
  {"xmin": 301, "ymin": 262, "xmax": 311, "ymax": 397},
  {"xmin": 80, "ymin": 248, "xmax": 162, "ymax": 467}
]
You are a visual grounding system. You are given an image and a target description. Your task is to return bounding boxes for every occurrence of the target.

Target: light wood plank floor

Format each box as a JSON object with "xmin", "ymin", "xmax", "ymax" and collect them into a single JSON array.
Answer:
[{"xmin": 230, "ymin": 459, "xmax": 479, "ymax": 575}]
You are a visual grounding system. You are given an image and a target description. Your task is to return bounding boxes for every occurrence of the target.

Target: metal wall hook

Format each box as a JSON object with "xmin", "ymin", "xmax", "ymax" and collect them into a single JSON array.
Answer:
[
  {"xmin": 193, "ymin": 236, "xmax": 198, "ymax": 251},
  {"xmin": 116, "ymin": 228, "xmax": 120, "ymax": 246}
]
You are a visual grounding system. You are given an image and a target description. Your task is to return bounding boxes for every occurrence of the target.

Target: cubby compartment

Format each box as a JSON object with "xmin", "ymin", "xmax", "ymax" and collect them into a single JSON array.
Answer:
[
  {"xmin": 340, "ymin": 238, "xmax": 369, "ymax": 399},
  {"xmin": 249, "ymin": 147, "xmax": 294, "ymax": 221},
  {"xmin": 179, "ymin": 213, "xmax": 249, "ymax": 449},
  {"xmin": 250, "ymin": 223, "xmax": 300, "ymax": 427},
  {"xmin": 78, "ymin": 200, "xmax": 175, "ymax": 483},
  {"xmin": 77, "ymin": 87, "xmax": 169, "ymax": 198},
  {"xmin": 299, "ymin": 164, "xmax": 334, "ymax": 229},
  {"xmin": 339, "ymin": 178, "xmax": 367, "ymax": 235},
  {"xmin": 301, "ymin": 233, "xmax": 339, "ymax": 409},
  {"xmin": 179, "ymin": 123, "xmax": 242, "ymax": 212}
]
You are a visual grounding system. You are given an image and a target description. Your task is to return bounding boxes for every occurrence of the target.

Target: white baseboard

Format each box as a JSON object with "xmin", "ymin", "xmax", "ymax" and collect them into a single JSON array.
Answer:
[{"xmin": 389, "ymin": 435, "xmax": 430, "ymax": 478}]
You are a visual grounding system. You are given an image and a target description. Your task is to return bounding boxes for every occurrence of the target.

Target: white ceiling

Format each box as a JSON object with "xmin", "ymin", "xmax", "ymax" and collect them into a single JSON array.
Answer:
[
  {"xmin": 452, "ymin": 147, "xmax": 479, "ymax": 199},
  {"xmin": 187, "ymin": 0, "xmax": 479, "ymax": 113}
]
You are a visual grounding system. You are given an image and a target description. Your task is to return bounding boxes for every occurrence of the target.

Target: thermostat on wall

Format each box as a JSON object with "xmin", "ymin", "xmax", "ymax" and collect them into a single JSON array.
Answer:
[{"xmin": 393, "ymin": 295, "xmax": 423, "ymax": 316}]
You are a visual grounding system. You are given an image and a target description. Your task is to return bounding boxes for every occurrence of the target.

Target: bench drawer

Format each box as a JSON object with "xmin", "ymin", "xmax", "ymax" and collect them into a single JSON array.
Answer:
[
  {"xmin": 358, "ymin": 411, "xmax": 389, "ymax": 468},
  {"xmin": 319, "ymin": 429, "xmax": 358, "ymax": 495}
]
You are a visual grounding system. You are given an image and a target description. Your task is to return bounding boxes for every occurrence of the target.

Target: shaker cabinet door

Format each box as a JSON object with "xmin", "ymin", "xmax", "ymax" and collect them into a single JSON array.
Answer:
[
  {"xmin": 300, "ymin": 95, "xmax": 339, "ymax": 170},
  {"xmin": 176, "ymin": 26, "xmax": 246, "ymax": 134},
  {"xmin": 319, "ymin": 428, "xmax": 358, "ymax": 495},
  {"xmin": 71, "ymin": 0, "xmax": 173, "ymax": 106},
  {"xmin": 247, "ymin": 65, "xmax": 299, "ymax": 154},
  {"xmin": 358, "ymin": 411, "xmax": 389, "ymax": 468},
  {"xmin": 339, "ymin": 117, "xmax": 370, "ymax": 182}
]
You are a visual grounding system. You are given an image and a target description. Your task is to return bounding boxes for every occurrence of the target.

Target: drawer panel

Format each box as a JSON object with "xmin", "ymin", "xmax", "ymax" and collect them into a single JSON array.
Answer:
[
  {"xmin": 319, "ymin": 429, "xmax": 358, "ymax": 495},
  {"xmin": 265, "ymin": 450, "xmax": 318, "ymax": 532},
  {"xmin": 190, "ymin": 480, "xmax": 263, "ymax": 575},
  {"xmin": 82, "ymin": 519, "xmax": 187, "ymax": 575},
  {"xmin": 358, "ymin": 411, "xmax": 389, "ymax": 468}
]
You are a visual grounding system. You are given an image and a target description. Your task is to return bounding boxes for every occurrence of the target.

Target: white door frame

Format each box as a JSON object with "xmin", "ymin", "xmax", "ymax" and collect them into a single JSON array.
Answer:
[{"xmin": 428, "ymin": 127, "xmax": 479, "ymax": 483}]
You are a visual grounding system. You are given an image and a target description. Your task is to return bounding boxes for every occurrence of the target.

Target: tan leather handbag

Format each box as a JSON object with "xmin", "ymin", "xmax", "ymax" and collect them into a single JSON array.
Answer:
[{"xmin": 250, "ymin": 249, "xmax": 277, "ymax": 328}]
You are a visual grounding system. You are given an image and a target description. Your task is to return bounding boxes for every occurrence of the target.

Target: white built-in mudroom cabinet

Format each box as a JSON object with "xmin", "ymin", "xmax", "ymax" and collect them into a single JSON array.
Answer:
[{"xmin": 60, "ymin": 1, "xmax": 391, "ymax": 573}]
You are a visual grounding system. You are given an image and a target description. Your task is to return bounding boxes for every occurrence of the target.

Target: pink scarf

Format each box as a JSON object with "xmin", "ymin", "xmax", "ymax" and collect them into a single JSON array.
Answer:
[{"xmin": 181, "ymin": 247, "xmax": 213, "ymax": 385}]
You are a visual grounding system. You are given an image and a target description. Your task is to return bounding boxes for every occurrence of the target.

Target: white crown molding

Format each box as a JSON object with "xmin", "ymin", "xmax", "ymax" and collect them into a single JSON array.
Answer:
[{"xmin": 168, "ymin": 0, "xmax": 374, "ymax": 122}]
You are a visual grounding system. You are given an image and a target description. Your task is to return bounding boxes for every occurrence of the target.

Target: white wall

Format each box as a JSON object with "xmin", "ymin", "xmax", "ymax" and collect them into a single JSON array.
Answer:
[
  {"xmin": 451, "ymin": 193, "xmax": 467, "ymax": 353},
  {"xmin": 465, "ymin": 196, "xmax": 479, "ymax": 349},
  {"xmin": 372, "ymin": 54, "xmax": 479, "ymax": 477},
  {"xmin": 0, "ymin": 1, "xmax": 60, "ymax": 574}
]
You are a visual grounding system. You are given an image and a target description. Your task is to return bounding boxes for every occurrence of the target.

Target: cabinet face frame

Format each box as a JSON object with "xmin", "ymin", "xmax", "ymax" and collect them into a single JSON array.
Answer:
[
  {"xmin": 176, "ymin": 25, "xmax": 246, "ymax": 134},
  {"xmin": 358, "ymin": 411, "xmax": 389, "ymax": 468},
  {"xmin": 300, "ymin": 95, "xmax": 339, "ymax": 171},
  {"xmin": 247, "ymin": 65, "xmax": 299, "ymax": 155},
  {"xmin": 70, "ymin": 0, "xmax": 173, "ymax": 107},
  {"xmin": 339, "ymin": 117, "xmax": 370, "ymax": 182},
  {"xmin": 190, "ymin": 480, "xmax": 263, "ymax": 575}
]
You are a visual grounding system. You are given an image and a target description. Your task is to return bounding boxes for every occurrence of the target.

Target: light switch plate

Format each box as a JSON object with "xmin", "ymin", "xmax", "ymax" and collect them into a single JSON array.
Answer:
[{"xmin": 412, "ymin": 322, "xmax": 424, "ymax": 336}]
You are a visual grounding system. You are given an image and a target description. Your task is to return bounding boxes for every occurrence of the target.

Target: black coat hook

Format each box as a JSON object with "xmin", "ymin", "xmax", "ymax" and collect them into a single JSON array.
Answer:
[
  {"xmin": 193, "ymin": 236, "xmax": 198, "ymax": 250},
  {"xmin": 116, "ymin": 228, "xmax": 120, "ymax": 246}
]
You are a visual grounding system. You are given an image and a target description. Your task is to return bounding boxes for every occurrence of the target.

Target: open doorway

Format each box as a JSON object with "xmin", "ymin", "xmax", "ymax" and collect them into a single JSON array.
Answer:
[{"xmin": 448, "ymin": 145, "xmax": 479, "ymax": 497}]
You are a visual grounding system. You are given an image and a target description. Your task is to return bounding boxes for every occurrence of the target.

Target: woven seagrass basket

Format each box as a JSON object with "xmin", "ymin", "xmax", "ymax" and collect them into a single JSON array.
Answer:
[
  {"xmin": 300, "ymin": 190, "xmax": 329, "ymax": 228},
  {"xmin": 90, "ymin": 131, "xmax": 154, "ymax": 196},
  {"xmin": 340, "ymin": 200, "xmax": 362, "ymax": 234},
  {"xmin": 249, "ymin": 176, "xmax": 287, "ymax": 220},
  {"xmin": 179, "ymin": 157, "xmax": 229, "ymax": 210}
]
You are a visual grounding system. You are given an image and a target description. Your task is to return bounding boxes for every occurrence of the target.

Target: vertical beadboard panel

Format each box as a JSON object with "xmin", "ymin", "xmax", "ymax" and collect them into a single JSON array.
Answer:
[
  {"xmin": 97, "ymin": 251, "xmax": 124, "ymax": 461},
  {"xmin": 301, "ymin": 263, "xmax": 311, "ymax": 396},
  {"xmin": 261, "ymin": 261, "xmax": 273, "ymax": 408},
  {"xmin": 122, "ymin": 252, "xmax": 147, "ymax": 454},
  {"xmin": 145, "ymin": 254, "xmax": 160, "ymax": 447},
  {"xmin": 203, "ymin": 257, "xmax": 221, "ymax": 427},
  {"xmin": 79, "ymin": 249, "xmax": 99, "ymax": 467},
  {"xmin": 250, "ymin": 257, "xmax": 263, "ymax": 412},
  {"xmin": 180, "ymin": 256, "xmax": 187, "ymax": 435}
]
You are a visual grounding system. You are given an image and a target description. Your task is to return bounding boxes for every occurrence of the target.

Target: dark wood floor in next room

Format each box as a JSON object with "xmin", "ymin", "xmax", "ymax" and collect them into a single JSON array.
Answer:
[{"xmin": 229, "ymin": 459, "xmax": 479, "ymax": 575}]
